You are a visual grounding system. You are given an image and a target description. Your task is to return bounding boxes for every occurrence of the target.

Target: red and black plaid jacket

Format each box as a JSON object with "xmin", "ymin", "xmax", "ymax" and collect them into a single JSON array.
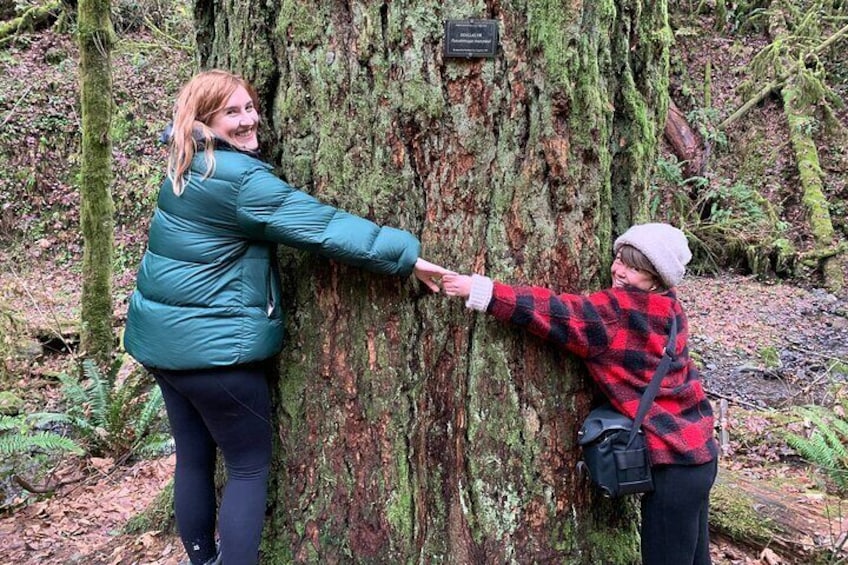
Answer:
[{"xmin": 488, "ymin": 282, "xmax": 718, "ymax": 466}]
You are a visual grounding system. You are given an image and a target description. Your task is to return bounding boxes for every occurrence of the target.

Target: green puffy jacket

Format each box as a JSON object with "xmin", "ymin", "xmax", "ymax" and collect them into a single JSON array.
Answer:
[{"xmin": 124, "ymin": 146, "xmax": 420, "ymax": 370}]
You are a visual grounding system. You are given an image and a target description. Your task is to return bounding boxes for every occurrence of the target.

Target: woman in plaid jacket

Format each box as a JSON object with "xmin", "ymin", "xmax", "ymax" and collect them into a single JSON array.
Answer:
[{"xmin": 443, "ymin": 223, "xmax": 718, "ymax": 565}]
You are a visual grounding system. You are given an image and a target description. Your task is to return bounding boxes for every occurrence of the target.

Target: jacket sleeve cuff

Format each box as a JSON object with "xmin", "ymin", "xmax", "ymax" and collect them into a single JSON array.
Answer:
[{"xmin": 465, "ymin": 274, "xmax": 493, "ymax": 312}]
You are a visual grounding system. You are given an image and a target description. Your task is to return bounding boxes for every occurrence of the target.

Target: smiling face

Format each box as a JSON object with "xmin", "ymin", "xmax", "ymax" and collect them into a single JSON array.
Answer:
[
  {"xmin": 207, "ymin": 85, "xmax": 259, "ymax": 151},
  {"xmin": 611, "ymin": 250, "xmax": 658, "ymax": 292}
]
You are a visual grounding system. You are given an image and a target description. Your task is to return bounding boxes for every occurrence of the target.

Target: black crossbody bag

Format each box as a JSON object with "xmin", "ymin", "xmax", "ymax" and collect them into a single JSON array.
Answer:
[{"xmin": 577, "ymin": 316, "xmax": 678, "ymax": 497}]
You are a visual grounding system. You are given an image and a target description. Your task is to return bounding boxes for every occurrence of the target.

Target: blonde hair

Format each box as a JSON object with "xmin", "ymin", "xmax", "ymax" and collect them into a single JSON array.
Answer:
[{"xmin": 167, "ymin": 69, "xmax": 260, "ymax": 195}]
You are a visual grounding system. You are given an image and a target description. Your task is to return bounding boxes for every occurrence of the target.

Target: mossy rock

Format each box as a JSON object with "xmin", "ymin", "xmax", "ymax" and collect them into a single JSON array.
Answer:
[{"xmin": 0, "ymin": 390, "xmax": 24, "ymax": 415}]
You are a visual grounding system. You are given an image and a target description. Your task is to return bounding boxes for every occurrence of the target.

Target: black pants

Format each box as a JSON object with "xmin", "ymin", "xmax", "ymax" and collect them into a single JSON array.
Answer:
[
  {"xmin": 152, "ymin": 363, "xmax": 272, "ymax": 565},
  {"xmin": 640, "ymin": 457, "xmax": 718, "ymax": 565}
]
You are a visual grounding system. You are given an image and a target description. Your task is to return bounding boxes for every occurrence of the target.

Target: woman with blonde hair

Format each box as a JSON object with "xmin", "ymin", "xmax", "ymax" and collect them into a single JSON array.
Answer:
[{"xmin": 124, "ymin": 69, "xmax": 448, "ymax": 565}]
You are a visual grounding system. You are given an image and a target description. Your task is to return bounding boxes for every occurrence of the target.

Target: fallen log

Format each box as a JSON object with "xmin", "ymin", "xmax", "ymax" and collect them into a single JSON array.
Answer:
[
  {"xmin": 0, "ymin": 0, "xmax": 60, "ymax": 41},
  {"xmin": 798, "ymin": 242, "xmax": 848, "ymax": 265},
  {"xmin": 719, "ymin": 22, "xmax": 848, "ymax": 130},
  {"xmin": 770, "ymin": 9, "xmax": 844, "ymax": 293},
  {"xmin": 711, "ymin": 466, "xmax": 848, "ymax": 562}
]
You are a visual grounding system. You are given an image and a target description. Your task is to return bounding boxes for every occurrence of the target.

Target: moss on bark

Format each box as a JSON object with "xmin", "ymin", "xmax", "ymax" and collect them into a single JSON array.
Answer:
[
  {"xmin": 78, "ymin": 0, "xmax": 115, "ymax": 364},
  {"xmin": 782, "ymin": 73, "xmax": 843, "ymax": 292}
]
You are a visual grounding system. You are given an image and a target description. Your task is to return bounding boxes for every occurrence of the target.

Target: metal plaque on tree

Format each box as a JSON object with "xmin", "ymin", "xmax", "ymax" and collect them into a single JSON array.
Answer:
[{"xmin": 443, "ymin": 19, "xmax": 499, "ymax": 58}]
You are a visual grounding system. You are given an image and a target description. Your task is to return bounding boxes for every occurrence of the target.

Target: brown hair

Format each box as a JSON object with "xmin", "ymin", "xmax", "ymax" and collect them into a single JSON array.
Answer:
[
  {"xmin": 167, "ymin": 69, "xmax": 260, "ymax": 195},
  {"xmin": 617, "ymin": 244, "xmax": 664, "ymax": 290}
]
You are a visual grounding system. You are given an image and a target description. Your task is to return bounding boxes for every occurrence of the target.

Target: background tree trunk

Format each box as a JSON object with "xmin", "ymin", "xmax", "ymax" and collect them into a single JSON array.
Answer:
[
  {"xmin": 78, "ymin": 0, "xmax": 114, "ymax": 364},
  {"xmin": 768, "ymin": 8, "xmax": 843, "ymax": 293},
  {"xmin": 196, "ymin": 1, "xmax": 670, "ymax": 562}
]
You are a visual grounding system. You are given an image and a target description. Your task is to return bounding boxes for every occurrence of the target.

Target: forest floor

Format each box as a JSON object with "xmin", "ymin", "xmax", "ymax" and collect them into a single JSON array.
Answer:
[{"xmin": 1, "ymin": 263, "xmax": 847, "ymax": 564}]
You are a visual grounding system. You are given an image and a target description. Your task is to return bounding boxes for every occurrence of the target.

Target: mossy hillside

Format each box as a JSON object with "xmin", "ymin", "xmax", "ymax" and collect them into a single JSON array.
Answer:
[{"xmin": 0, "ymin": 31, "xmax": 191, "ymax": 275}]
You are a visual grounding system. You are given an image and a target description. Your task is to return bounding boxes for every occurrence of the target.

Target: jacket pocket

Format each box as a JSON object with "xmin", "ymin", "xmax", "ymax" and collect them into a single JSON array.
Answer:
[{"xmin": 266, "ymin": 268, "xmax": 276, "ymax": 317}]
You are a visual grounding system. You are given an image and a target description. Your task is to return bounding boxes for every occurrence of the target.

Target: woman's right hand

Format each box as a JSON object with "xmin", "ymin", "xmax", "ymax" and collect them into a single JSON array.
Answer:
[{"xmin": 413, "ymin": 258, "xmax": 452, "ymax": 292}]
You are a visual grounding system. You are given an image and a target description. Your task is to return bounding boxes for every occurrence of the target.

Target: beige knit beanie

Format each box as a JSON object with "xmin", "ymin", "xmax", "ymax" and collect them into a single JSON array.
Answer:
[{"xmin": 613, "ymin": 223, "xmax": 692, "ymax": 288}]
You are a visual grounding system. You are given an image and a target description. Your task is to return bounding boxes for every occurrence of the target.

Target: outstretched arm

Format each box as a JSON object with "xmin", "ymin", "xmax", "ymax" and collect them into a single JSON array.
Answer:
[
  {"xmin": 413, "ymin": 258, "xmax": 453, "ymax": 292},
  {"xmin": 236, "ymin": 167, "xmax": 421, "ymax": 277}
]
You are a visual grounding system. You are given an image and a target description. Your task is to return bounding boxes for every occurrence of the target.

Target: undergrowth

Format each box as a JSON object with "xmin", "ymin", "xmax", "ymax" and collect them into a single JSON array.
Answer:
[
  {"xmin": 35, "ymin": 357, "xmax": 170, "ymax": 463},
  {"xmin": 786, "ymin": 401, "xmax": 848, "ymax": 497}
]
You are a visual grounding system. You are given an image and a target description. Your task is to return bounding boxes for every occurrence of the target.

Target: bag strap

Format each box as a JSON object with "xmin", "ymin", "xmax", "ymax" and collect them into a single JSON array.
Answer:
[{"xmin": 626, "ymin": 314, "xmax": 679, "ymax": 448}]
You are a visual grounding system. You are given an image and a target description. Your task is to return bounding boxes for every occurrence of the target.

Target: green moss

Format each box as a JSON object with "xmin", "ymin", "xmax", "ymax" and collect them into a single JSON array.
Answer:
[
  {"xmin": 397, "ymin": 79, "xmax": 444, "ymax": 120},
  {"xmin": 710, "ymin": 480, "xmax": 775, "ymax": 543},
  {"xmin": 276, "ymin": 0, "xmax": 325, "ymax": 45},
  {"xmin": 385, "ymin": 448, "xmax": 414, "ymax": 539},
  {"xmin": 278, "ymin": 359, "xmax": 307, "ymax": 429},
  {"xmin": 736, "ymin": 130, "xmax": 773, "ymax": 184},
  {"xmin": 385, "ymin": 2, "xmax": 444, "ymax": 46},
  {"xmin": 527, "ymin": 0, "xmax": 578, "ymax": 87},
  {"xmin": 124, "ymin": 480, "xmax": 175, "ymax": 534},
  {"xmin": 0, "ymin": 391, "xmax": 23, "ymax": 415},
  {"xmin": 621, "ymin": 72, "xmax": 655, "ymax": 170},
  {"xmin": 784, "ymin": 84, "xmax": 842, "ymax": 291},
  {"xmin": 349, "ymin": 166, "xmax": 408, "ymax": 220},
  {"xmin": 584, "ymin": 524, "xmax": 640, "ymax": 563},
  {"xmin": 259, "ymin": 539, "xmax": 294, "ymax": 565},
  {"xmin": 552, "ymin": 518, "xmax": 577, "ymax": 553},
  {"xmin": 758, "ymin": 346, "xmax": 781, "ymax": 369},
  {"xmin": 772, "ymin": 237, "xmax": 796, "ymax": 274}
]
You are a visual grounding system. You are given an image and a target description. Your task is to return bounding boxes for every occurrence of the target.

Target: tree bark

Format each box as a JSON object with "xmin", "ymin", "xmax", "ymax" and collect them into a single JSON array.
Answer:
[
  {"xmin": 196, "ymin": 1, "xmax": 671, "ymax": 562},
  {"xmin": 664, "ymin": 98, "xmax": 706, "ymax": 178},
  {"xmin": 78, "ymin": 0, "xmax": 115, "ymax": 364}
]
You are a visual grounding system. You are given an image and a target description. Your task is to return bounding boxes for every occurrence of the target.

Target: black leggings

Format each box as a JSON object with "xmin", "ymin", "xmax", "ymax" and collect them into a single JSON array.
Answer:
[
  {"xmin": 152, "ymin": 364, "xmax": 272, "ymax": 565},
  {"xmin": 640, "ymin": 457, "xmax": 718, "ymax": 565}
]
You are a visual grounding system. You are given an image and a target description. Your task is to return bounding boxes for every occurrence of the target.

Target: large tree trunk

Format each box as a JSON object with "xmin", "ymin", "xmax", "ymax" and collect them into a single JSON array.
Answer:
[
  {"xmin": 196, "ymin": 1, "xmax": 670, "ymax": 562},
  {"xmin": 78, "ymin": 0, "xmax": 114, "ymax": 364}
]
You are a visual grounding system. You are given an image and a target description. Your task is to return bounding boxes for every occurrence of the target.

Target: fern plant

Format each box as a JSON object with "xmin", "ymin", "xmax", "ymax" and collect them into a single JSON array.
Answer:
[
  {"xmin": 0, "ymin": 414, "xmax": 84, "ymax": 457},
  {"xmin": 35, "ymin": 357, "xmax": 170, "ymax": 462},
  {"xmin": 786, "ymin": 405, "xmax": 848, "ymax": 495}
]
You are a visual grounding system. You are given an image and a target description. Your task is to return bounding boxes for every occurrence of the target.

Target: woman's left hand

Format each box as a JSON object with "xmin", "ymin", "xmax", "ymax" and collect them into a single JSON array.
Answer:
[{"xmin": 413, "ymin": 258, "xmax": 453, "ymax": 292}]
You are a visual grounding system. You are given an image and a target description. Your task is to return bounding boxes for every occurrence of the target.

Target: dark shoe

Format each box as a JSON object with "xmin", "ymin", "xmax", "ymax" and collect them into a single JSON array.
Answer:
[{"xmin": 179, "ymin": 549, "xmax": 221, "ymax": 565}]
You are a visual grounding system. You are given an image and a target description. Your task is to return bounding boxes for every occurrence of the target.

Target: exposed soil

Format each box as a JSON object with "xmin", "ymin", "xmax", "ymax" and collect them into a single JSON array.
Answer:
[{"xmin": 683, "ymin": 275, "xmax": 848, "ymax": 411}]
